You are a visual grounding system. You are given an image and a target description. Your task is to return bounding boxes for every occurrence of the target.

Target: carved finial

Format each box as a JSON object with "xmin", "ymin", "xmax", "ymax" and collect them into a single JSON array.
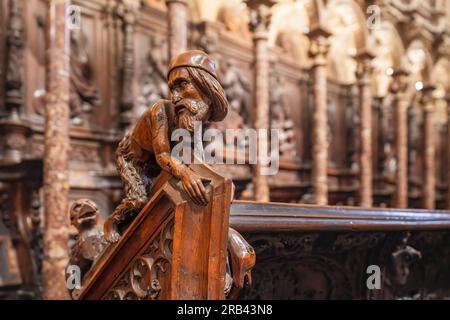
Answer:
[
  {"xmin": 388, "ymin": 68, "xmax": 410, "ymax": 98},
  {"xmin": 420, "ymin": 85, "xmax": 436, "ymax": 113},
  {"xmin": 355, "ymin": 51, "xmax": 375, "ymax": 85},
  {"xmin": 245, "ymin": 0, "xmax": 275, "ymax": 35},
  {"xmin": 307, "ymin": 27, "xmax": 331, "ymax": 67}
]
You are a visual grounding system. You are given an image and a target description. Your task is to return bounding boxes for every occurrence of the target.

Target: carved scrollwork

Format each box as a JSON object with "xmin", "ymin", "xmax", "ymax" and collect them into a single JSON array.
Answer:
[
  {"xmin": 104, "ymin": 218, "xmax": 173, "ymax": 300},
  {"xmin": 247, "ymin": 232, "xmax": 386, "ymax": 261},
  {"xmin": 332, "ymin": 232, "xmax": 386, "ymax": 252}
]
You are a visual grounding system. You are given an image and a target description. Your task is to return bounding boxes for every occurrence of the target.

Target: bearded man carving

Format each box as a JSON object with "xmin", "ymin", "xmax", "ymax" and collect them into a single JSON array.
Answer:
[{"xmin": 104, "ymin": 50, "xmax": 228, "ymax": 243}]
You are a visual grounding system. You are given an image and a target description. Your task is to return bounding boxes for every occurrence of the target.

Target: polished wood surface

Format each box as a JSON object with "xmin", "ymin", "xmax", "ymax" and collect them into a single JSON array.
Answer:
[
  {"xmin": 230, "ymin": 201, "xmax": 450, "ymax": 232},
  {"xmin": 78, "ymin": 162, "xmax": 232, "ymax": 300}
]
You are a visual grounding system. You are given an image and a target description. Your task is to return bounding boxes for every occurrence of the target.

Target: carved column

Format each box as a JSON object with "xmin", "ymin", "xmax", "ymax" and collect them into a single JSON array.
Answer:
[
  {"xmin": 247, "ymin": 1, "xmax": 274, "ymax": 202},
  {"xmin": 421, "ymin": 86, "xmax": 436, "ymax": 209},
  {"xmin": 390, "ymin": 69, "xmax": 409, "ymax": 208},
  {"xmin": 116, "ymin": 1, "xmax": 139, "ymax": 128},
  {"xmin": 42, "ymin": 0, "xmax": 71, "ymax": 299},
  {"xmin": 307, "ymin": 27, "xmax": 330, "ymax": 205},
  {"xmin": 355, "ymin": 52, "xmax": 374, "ymax": 207},
  {"xmin": 165, "ymin": 0, "xmax": 188, "ymax": 61}
]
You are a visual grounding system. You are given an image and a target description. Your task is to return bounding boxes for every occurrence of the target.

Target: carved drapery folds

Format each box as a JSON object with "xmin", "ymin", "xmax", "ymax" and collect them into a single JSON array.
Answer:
[
  {"xmin": 220, "ymin": 59, "xmax": 251, "ymax": 146},
  {"xmin": 104, "ymin": 217, "xmax": 173, "ymax": 300},
  {"xmin": 136, "ymin": 35, "xmax": 168, "ymax": 117},
  {"xmin": 69, "ymin": 28, "xmax": 100, "ymax": 125}
]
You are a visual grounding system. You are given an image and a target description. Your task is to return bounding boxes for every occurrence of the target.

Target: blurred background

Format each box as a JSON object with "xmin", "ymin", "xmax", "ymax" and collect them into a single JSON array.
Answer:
[{"xmin": 1, "ymin": 0, "xmax": 450, "ymax": 299}]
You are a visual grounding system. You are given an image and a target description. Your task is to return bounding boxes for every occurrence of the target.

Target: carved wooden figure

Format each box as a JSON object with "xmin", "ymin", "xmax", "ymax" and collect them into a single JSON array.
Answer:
[
  {"xmin": 103, "ymin": 50, "xmax": 229, "ymax": 243},
  {"xmin": 70, "ymin": 50, "xmax": 254, "ymax": 300},
  {"xmin": 66, "ymin": 199, "xmax": 106, "ymax": 298}
]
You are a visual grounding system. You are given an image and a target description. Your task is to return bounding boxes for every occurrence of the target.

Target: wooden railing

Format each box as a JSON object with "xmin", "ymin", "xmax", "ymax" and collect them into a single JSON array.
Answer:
[
  {"xmin": 74, "ymin": 183, "xmax": 450, "ymax": 300},
  {"xmin": 76, "ymin": 163, "xmax": 233, "ymax": 300},
  {"xmin": 230, "ymin": 201, "xmax": 450, "ymax": 299}
]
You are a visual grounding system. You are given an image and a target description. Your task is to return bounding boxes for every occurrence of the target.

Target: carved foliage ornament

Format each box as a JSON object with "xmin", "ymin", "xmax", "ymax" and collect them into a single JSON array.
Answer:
[{"xmin": 104, "ymin": 217, "xmax": 173, "ymax": 300}]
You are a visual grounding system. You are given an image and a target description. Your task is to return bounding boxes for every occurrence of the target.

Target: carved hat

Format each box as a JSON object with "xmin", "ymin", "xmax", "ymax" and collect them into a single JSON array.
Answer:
[{"xmin": 167, "ymin": 50, "xmax": 218, "ymax": 80}]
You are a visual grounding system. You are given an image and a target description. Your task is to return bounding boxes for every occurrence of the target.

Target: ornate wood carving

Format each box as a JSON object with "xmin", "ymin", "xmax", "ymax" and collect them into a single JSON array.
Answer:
[
  {"xmin": 269, "ymin": 74, "xmax": 296, "ymax": 159},
  {"xmin": 136, "ymin": 35, "xmax": 168, "ymax": 117},
  {"xmin": 116, "ymin": 0, "xmax": 139, "ymax": 128},
  {"xmin": 103, "ymin": 216, "xmax": 173, "ymax": 300},
  {"xmin": 4, "ymin": 0, "xmax": 24, "ymax": 119},
  {"xmin": 69, "ymin": 28, "xmax": 100, "ymax": 125},
  {"xmin": 219, "ymin": 59, "xmax": 251, "ymax": 145}
]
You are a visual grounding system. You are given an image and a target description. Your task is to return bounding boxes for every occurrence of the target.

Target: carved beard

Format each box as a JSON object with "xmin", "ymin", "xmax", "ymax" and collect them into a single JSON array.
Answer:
[{"xmin": 175, "ymin": 99, "xmax": 209, "ymax": 132}]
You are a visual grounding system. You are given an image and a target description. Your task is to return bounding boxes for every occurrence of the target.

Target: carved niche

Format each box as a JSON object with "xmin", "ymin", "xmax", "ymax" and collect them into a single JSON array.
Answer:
[
  {"xmin": 69, "ymin": 28, "xmax": 100, "ymax": 125},
  {"xmin": 136, "ymin": 35, "xmax": 169, "ymax": 117}
]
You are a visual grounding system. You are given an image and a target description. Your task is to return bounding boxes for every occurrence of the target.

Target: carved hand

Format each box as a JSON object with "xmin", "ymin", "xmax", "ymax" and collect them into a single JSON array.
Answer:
[
  {"xmin": 180, "ymin": 168, "xmax": 210, "ymax": 206},
  {"xmin": 104, "ymin": 217, "xmax": 121, "ymax": 243}
]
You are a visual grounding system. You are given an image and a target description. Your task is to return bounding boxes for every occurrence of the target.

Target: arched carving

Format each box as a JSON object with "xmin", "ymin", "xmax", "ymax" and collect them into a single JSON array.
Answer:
[
  {"xmin": 216, "ymin": 2, "xmax": 251, "ymax": 40},
  {"xmin": 323, "ymin": 0, "xmax": 369, "ymax": 83},
  {"xmin": 268, "ymin": 1, "xmax": 311, "ymax": 65},
  {"xmin": 431, "ymin": 58, "xmax": 450, "ymax": 125},
  {"xmin": 405, "ymin": 39, "xmax": 433, "ymax": 84},
  {"xmin": 370, "ymin": 22, "xmax": 406, "ymax": 97}
]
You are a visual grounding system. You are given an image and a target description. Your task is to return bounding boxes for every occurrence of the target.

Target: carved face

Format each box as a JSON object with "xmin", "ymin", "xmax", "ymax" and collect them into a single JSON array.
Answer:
[
  {"xmin": 69, "ymin": 199, "xmax": 99, "ymax": 232},
  {"xmin": 168, "ymin": 68, "xmax": 210, "ymax": 132}
]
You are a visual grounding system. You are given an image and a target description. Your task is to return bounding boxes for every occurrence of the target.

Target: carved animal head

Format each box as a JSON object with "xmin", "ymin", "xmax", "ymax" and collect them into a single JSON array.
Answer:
[{"xmin": 69, "ymin": 199, "xmax": 100, "ymax": 232}]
